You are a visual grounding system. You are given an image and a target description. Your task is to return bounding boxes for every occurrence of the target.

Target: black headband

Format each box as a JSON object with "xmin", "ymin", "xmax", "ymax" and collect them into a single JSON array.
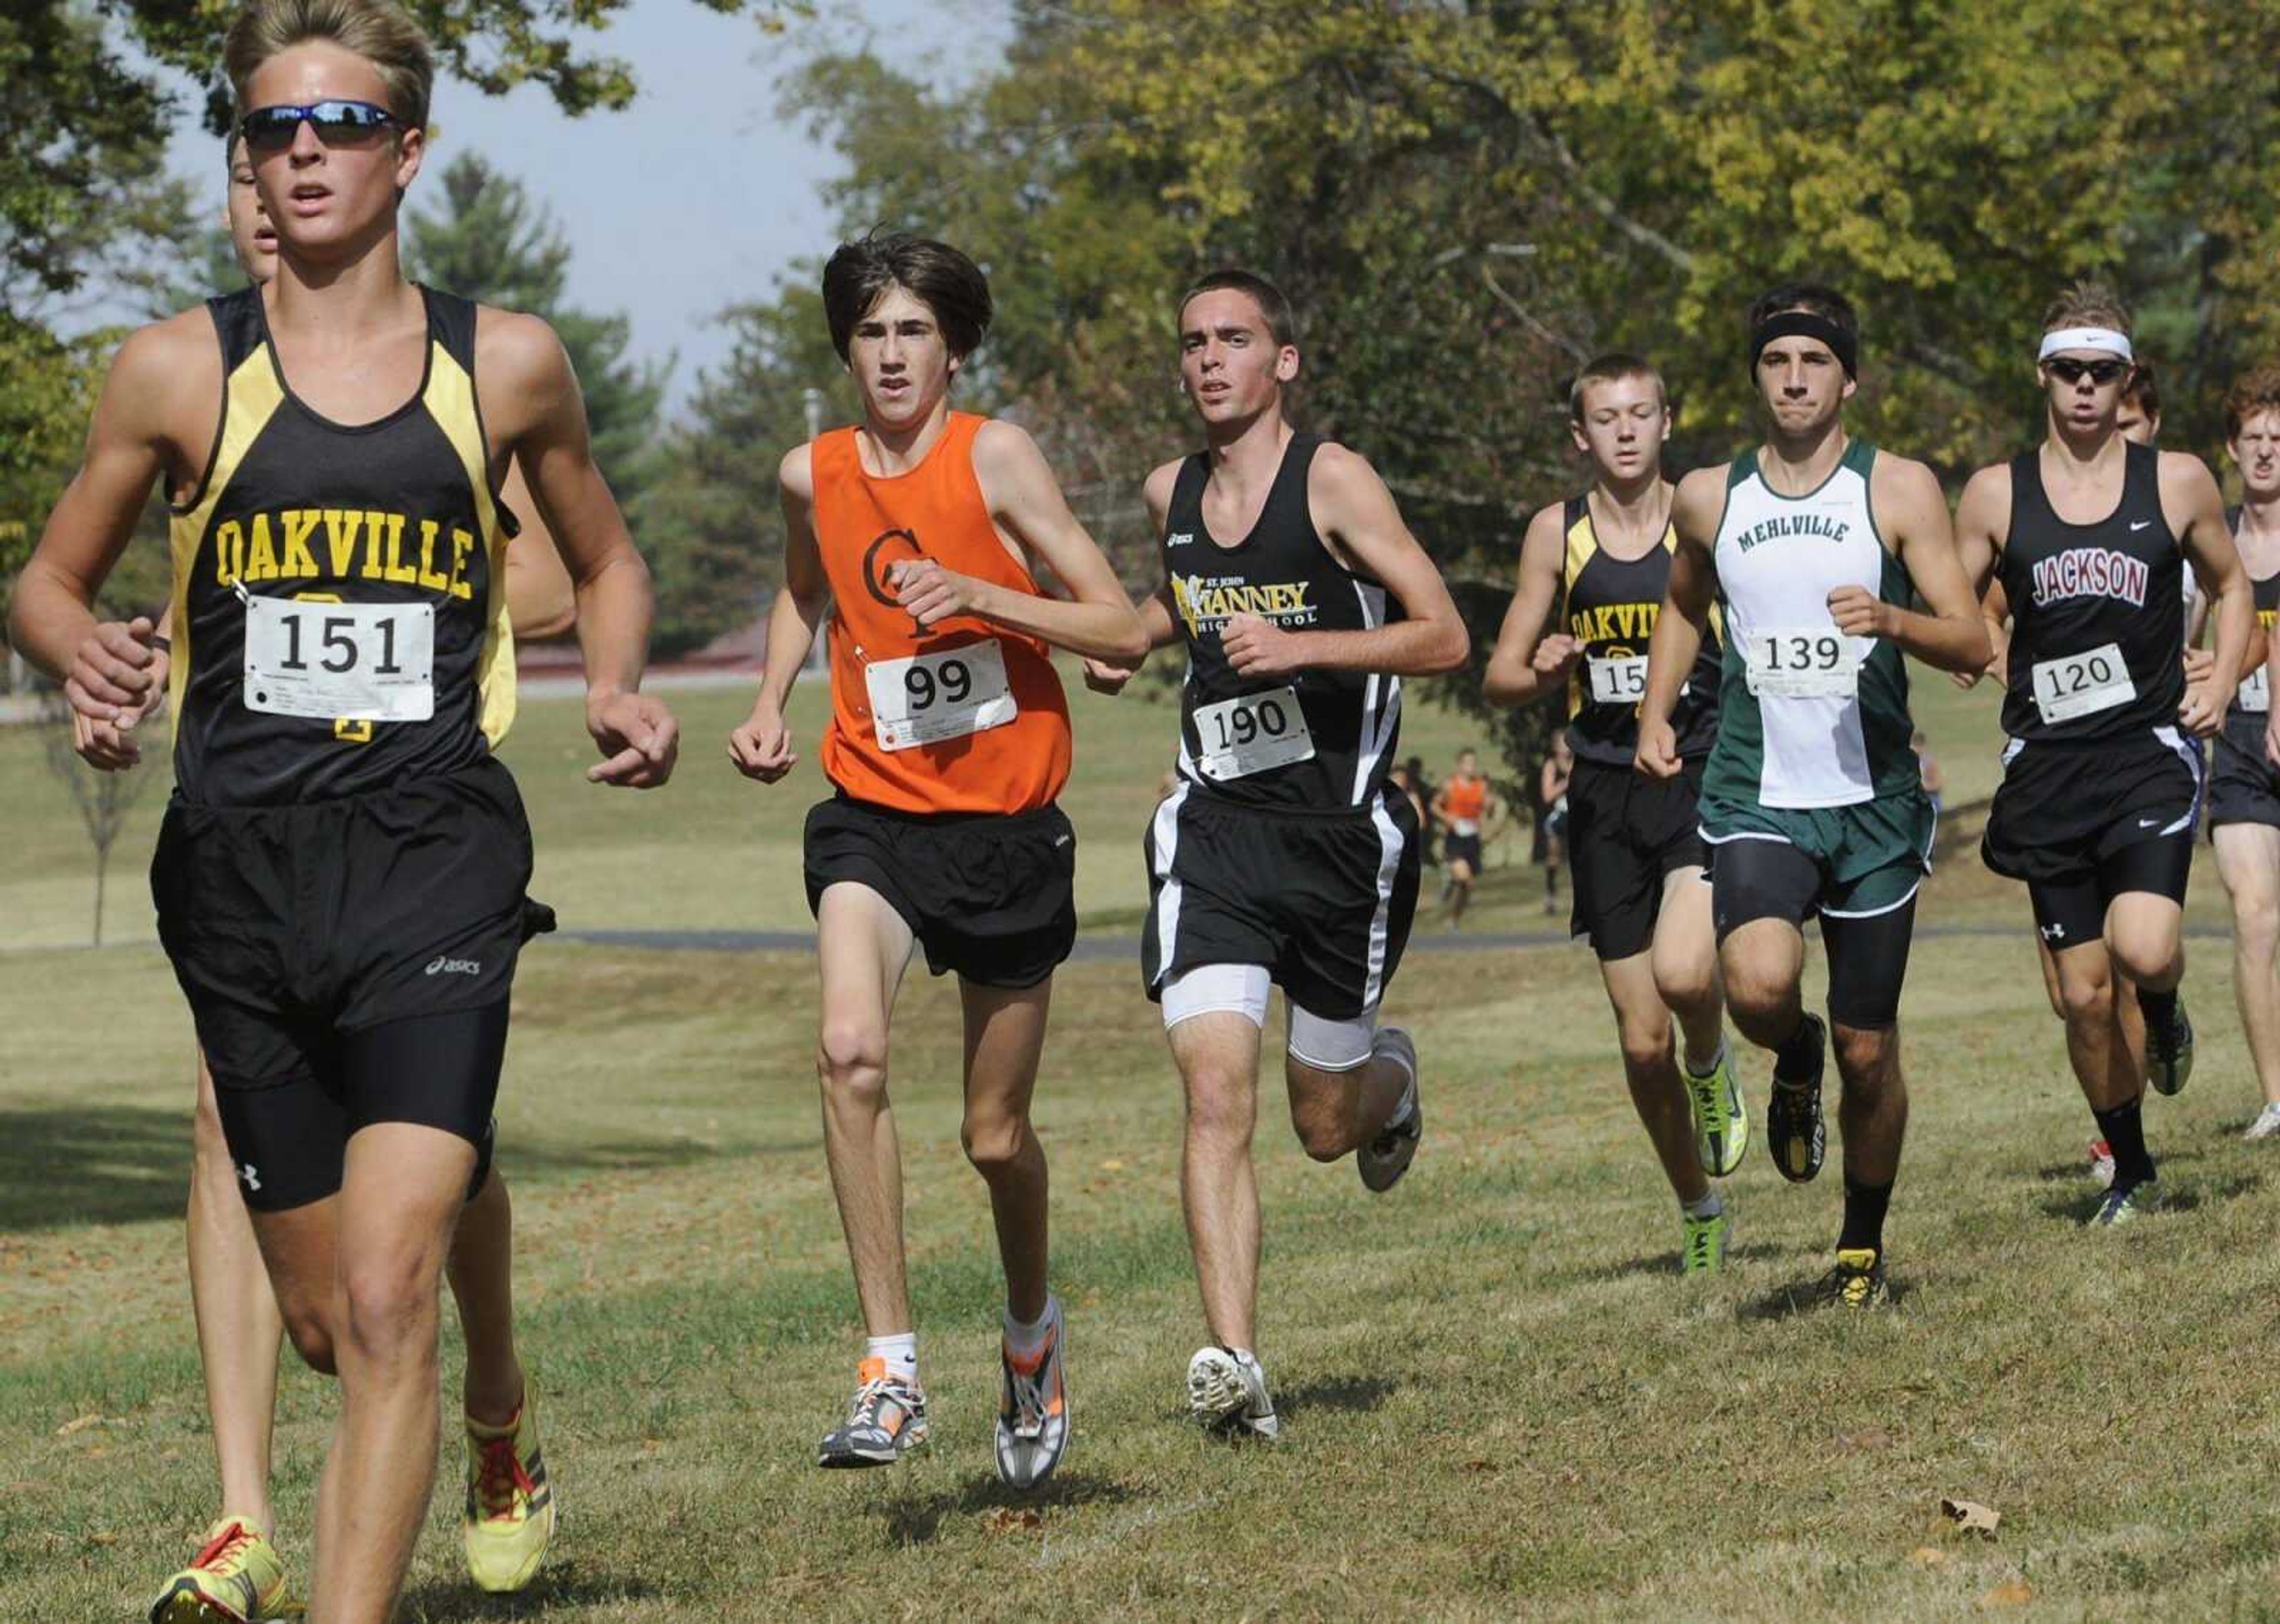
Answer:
[{"xmin": 1749, "ymin": 310, "xmax": 1857, "ymax": 379}]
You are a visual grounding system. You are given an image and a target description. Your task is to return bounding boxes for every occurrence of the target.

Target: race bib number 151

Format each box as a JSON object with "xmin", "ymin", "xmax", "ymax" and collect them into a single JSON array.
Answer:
[{"xmin": 243, "ymin": 598, "xmax": 435, "ymax": 722}]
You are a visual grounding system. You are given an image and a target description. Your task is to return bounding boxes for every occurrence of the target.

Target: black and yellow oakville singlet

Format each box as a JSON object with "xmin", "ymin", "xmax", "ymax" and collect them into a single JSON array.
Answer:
[
  {"xmin": 1560, "ymin": 494, "xmax": 1721, "ymax": 766},
  {"xmin": 167, "ymin": 285, "xmax": 517, "ymax": 806}
]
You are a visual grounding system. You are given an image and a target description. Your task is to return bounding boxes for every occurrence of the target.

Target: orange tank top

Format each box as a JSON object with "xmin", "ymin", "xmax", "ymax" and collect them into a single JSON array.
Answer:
[
  {"xmin": 812, "ymin": 412, "xmax": 1072, "ymax": 814},
  {"xmin": 1441, "ymin": 775, "xmax": 1487, "ymax": 821}
]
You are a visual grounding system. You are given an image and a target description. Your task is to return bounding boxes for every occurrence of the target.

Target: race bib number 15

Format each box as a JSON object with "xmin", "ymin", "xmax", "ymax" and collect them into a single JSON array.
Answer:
[
  {"xmin": 1586, "ymin": 655, "xmax": 1648, "ymax": 706},
  {"xmin": 1744, "ymin": 627, "xmax": 1863, "ymax": 699},
  {"xmin": 864, "ymin": 639, "xmax": 1018, "ymax": 751},
  {"xmin": 243, "ymin": 598, "xmax": 435, "ymax": 722}
]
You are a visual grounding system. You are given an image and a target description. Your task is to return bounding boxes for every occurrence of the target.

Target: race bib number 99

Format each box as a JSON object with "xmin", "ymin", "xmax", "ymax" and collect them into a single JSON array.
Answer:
[
  {"xmin": 243, "ymin": 598, "xmax": 435, "ymax": 722},
  {"xmin": 1744, "ymin": 627, "xmax": 1863, "ymax": 699},
  {"xmin": 2031, "ymin": 642, "xmax": 2136, "ymax": 726},
  {"xmin": 864, "ymin": 639, "xmax": 1017, "ymax": 751},
  {"xmin": 1586, "ymin": 654, "xmax": 1648, "ymax": 706},
  {"xmin": 1194, "ymin": 686, "xmax": 1316, "ymax": 781}
]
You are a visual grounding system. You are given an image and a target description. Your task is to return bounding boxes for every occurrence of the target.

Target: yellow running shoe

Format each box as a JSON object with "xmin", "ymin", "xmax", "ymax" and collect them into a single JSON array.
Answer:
[
  {"xmin": 148, "ymin": 1515, "xmax": 292, "ymax": 1623},
  {"xmin": 463, "ymin": 1382, "xmax": 555, "ymax": 1593}
]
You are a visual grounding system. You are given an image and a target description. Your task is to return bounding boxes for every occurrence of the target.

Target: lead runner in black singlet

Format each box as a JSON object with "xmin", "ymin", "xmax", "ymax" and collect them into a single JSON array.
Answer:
[
  {"xmin": 10, "ymin": 2, "xmax": 678, "ymax": 1613},
  {"xmin": 1084, "ymin": 269, "xmax": 1468, "ymax": 1438},
  {"xmin": 1483, "ymin": 352, "xmax": 1750, "ymax": 1277},
  {"xmin": 1957, "ymin": 284, "xmax": 2249, "ymax": 1226}
]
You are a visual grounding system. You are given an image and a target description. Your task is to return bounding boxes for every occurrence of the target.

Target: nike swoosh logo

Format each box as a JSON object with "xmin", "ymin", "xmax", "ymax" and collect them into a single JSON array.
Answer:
[
  {"xmin": 2139, "ymin": 817, "xmax": 2162, "ymax": 827},
  {"xmin": 2130, "ymin": 520, "xmax": 2154, "ymax": 531}
]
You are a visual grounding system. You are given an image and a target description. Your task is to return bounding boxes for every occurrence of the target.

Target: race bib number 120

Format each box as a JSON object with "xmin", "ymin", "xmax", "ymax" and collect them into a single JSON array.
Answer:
[
  {"xmin": 864, "ymin": 639, "xmax": 1018, "ymax": 751},
  {"xmin": 1193, "ymin": 686, "xmax": 1316, "ymax": 781},
  {"xmin": 243, "ymin": 597, "xmax": 435, "ymax": 722},
  {"xmin": 2031, "ymin": 642, "xmax": 2136, "ymax": 726},
  {"xmin": 1744, "ymin": 627, "xmax": 1863, "ymax": 699}
]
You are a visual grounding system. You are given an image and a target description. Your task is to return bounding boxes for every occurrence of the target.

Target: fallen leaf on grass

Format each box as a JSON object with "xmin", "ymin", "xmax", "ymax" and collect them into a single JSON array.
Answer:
[
  {"xmin": 1836, "ymin": 1428, "xmax": 1893, "ymax": 1453},
  {"xmin": 1979, "ymin": 1579, "xmax": 2032, "ymax": 1608},
  {"xmin": 1461, "ymin": 1460, "xmax": 1497, "ymax": 1474},
  {"xmin": 54, "ymin": 1413, "xmax": 99, "ymax": 1437},
  {"xmin": 1098, "ymin": 1159, "xmax": 1126, "ymax": 1172},
  {"xmin": 981, "ymin": 1508, "xmax": 1043, "ymax": 1534},
  {"xmin": 1908, "ymin": 1546, "xmax": 1950, "ymax": 1568},
  {"xmin": 1940, "ymin": 1497, "xmax": 2001, "ymax": 1536}
]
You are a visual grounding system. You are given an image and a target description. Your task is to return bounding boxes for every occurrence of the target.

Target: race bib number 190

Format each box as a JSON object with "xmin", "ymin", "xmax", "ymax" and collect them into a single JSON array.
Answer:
[
  {"xmin": 864, "ymin": 639, "xmax": 1018, "ymax": 751},
  {"xmin": 2240, "ymin": 665, "xmax": 2270, "ymax": 714},
  {"xmin": 243, "ymin": 597, "xmax": 435, "ymax": 722},
  {"xmin": 1194, "ymin": 686, "xmax": 1316, "ymax": 781},
  {"xmin": 1744, "ymin": 627, "xmax": 1863, "ymax": 699}
]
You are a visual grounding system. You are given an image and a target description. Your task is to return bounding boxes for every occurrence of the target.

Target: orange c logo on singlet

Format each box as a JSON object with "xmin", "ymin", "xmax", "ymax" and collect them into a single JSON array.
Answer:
[{"xmin": 862, "ymin": 528, "xmax": 927, "ymax": 610}]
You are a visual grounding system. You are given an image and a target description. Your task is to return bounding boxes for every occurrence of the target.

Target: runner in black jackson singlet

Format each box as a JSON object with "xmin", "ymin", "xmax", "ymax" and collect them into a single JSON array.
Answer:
[{"xmin": 1958, "ymin": 284, "xmax": 2250, "ymax": 1226}]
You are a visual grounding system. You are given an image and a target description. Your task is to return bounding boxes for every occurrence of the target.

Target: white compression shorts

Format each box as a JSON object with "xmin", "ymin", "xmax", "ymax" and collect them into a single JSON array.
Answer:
[{"xmin": 1160, "ymin": 963, "xmax": 1378, "ymax": 1071}]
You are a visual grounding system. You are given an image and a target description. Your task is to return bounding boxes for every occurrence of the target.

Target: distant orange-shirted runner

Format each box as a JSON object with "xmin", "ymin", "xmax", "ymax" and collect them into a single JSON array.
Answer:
[{"xmin": 810, "ymin": 410, "xmax": 1071, "ymax": 815}]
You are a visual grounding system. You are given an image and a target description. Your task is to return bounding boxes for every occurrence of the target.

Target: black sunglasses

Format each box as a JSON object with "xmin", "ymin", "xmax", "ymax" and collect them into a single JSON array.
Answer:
[
  {"xmin": 238, "ymin": 100, "xmax": 401, "ymax": 153},
  {"xmin": 2044, "ymin": 356, "xmax": 2132, "ymax": 386}
]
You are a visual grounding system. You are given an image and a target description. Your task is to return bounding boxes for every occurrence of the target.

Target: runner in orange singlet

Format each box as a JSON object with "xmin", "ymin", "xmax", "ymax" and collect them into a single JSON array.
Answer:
[
  {"xmin": 1430, "ymin": 750, "xmax": 1500, "ymax": 925},
  {"xmin": 730, "ymin": 233, "xmax": 1144, "ymax": 1490}
]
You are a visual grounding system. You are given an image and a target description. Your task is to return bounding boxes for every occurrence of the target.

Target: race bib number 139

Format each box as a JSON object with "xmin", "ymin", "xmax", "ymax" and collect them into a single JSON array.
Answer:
[
  {"xmin": 864, "ymin": 639, "xmax": 1018, "ymax": 751},
  {"xmin": 1744, "ymin": 627, "xmax": 1863, "ymax": 699},
  {"xmin": 243, "ymin": 597, "xmax": 435, "ymax": 722}
]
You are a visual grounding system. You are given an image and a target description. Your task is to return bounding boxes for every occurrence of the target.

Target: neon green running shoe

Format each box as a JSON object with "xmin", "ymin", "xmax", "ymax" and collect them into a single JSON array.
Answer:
[
  {"xmin": 1680, "ymin": 1206, "xmax": 1731, "ymax": 1276},
  {"xmin": 148, "ymin": 1515, "xmax": 292, "ymax": 1623},
  {"xmin": 463, "ymin": 1382, "xmax": 555, "ymax": 1594},
  {"xmin": 1685, "ymin": 1040, "xmax": 1750, "ymax": 1178}
]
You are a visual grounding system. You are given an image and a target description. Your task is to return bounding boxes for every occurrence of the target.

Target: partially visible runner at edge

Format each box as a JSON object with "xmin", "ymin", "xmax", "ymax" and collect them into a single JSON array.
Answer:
[
  {"xmin": 1085, "ymin": 268, "xmax": 1468, "ymax": 1437},
  {"xmin": 1483, "ymin": 350, "xmax": 1751, "ymax": 1276},
  {"xmin": 1638, "ymin": 283, "xmax": 1990, "ymax": 1309},
  {"xmin": 10, "ymin": 2, "xmax": 679, "ymax": 1616},
  {"xmin": 729, "ymin": 231, "xmax": 1145, "ymax": 1490}
]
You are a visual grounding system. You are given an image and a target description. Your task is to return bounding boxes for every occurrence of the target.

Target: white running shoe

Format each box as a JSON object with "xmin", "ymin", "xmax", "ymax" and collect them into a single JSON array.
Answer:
[
  {"xmin": 1357, "ymin": 1027, "xmax": 1421, "ymax": 1192},
  {"xmin": 2247, "ymin": 1102, "xmax": 2280, "ymax": 1141},
  {"xmin": 1186, "ymin": 1346, "xmax": 1280, "ymax": 1438}
]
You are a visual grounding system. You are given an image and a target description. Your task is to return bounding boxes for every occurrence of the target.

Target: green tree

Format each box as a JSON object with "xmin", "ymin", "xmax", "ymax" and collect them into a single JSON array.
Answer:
[{"xmin": 404, "ymin": 153, "xmax": 667, "ymax": 509}]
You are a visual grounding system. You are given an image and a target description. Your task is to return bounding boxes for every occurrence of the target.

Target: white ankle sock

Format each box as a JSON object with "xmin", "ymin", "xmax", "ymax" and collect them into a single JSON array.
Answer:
[
  {"xmin": 864, "ymin": 1333, "xmax": 918, "ymax": 1384},
  {"xmin": 1682, "ymin": 1191, "xmax": 1724, "ymax": 1220}
]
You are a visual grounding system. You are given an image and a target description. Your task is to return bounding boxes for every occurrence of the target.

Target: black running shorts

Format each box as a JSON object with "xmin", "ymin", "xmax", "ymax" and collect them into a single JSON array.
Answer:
[
  {"xmin": 2208, "ymin": 720, "xmax": 2280, "ymax": 831},
  {"xmin": 1983, "ymin": 729, "xmax": 2202, "ymax": 886},
  {"xmin": 1142, "ymin": 782, "xmax": 1420, "ymax": 1020},
  {"xmin": 151, "ymin": 756, "xmax": 544, "ymax": 1211},
  {"xmin": 1567, "ymin": 756, "xmax": 1709, "ymax": 961},
  {"xmin": 1443, "ymin": 830, "xmax": 1483, "ymax": 870},
  {"xmin": 803, "ymin": 795, "xmax": 1077, "ymax": 989}
]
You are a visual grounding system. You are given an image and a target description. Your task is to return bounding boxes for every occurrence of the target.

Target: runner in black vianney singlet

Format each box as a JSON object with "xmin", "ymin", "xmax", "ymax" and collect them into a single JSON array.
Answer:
[{"xmin": 2206, "ymin": 507, "xmax": 2280, "ymax": 829}]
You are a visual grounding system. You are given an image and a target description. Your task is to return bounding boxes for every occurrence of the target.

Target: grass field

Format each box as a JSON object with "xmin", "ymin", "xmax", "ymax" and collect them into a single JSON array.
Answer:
[{"xmin": 5, "ymin": 662, "xmax": 2279, "ymax": 1619}]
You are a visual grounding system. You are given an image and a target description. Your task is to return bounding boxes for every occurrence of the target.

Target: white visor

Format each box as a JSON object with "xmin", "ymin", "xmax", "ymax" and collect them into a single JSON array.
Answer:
[{"xmin": 2038, "ymin": 326, "xmax": 2133, "ymax": 363}]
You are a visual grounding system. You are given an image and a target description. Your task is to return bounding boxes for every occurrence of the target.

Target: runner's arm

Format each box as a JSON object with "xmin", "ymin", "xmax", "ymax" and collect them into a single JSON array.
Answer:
[
  {"xmin": 1220, "ymin": 445, "xmax": 1467, "ymax": 680},
  {"xmin": 905, "ymin": 420, "xmax": 1145, "ymax": 662},
  {"xmin": 729, "ymin": 447, "xmax": 828, "ymax": 782},
  {"xmin": 500, "ymin": 456, "xmax": 578, "ymax": 639},
  {"xmin": 1636, "ymin": 468, "xmax": 1721, "ymax": 778},
  {"xmin": 484, "ymin": 309, "xmax": 675, "ymax": 787},
  {"xmin": 9, "ymin": 324, "xmax": 185, "ymax": 721},
  {"xmin": 1828, "ymin": 455, "xmax": 1988, "ymax": 675},
  {"xmin": 2167, "ymin": 452, "xmax": 2249, "ymax": 735},
  {"xmin": 1949, "ymin": 466, "xmax": 2009, "ymax": 690},
  {"xmin": 1083, "ymin": 463, "xmax": 1183, "ymax": 694},
  {"xmin": 1481, "ymin": 503, "xmax": 1578, "ymax": 706}
]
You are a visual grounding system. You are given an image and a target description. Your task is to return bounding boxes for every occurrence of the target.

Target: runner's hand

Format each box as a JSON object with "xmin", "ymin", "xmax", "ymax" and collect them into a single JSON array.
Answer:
[
  {"xmin": 2183, "ymin": 647, "xmax": 2215, "ymax": 684},
  {"xmin": 587, "ymin": 691, "xmax": 679, "ymax": 788},
  {"xmin": 1221, "ymin": 612, "xmax": 1302, "ymax": 677},
  {"xmin": 2178, "ymin": 680, "xmax": 2230, "ymax": 740},
  {"xmin": 72, "ymin": 642, "xmax": 170, "ymax": 769},
  {"xmin": 1635, "ymin": 716, "xmax": 1682, "ymax": 779},
  {"xmin": 1826, "ymin": 585, "xmax": 1890, "ymax": 639},
  {"xmin": 728, "ymin": 707, "xmax": 798, "ymax": 782},
  {"xmin": 892, "ymin": 559, "xmax": 990, "ymax": 628},
  {"xmin": 1531, "ymin": 633, "xmax": 1584, "ymax": 675},
  {"xmin": 65, "ymin": 616, "xmax": 158, "ymax": 720},
  {"xmin": 1083, "ymin": 655, "xmax": 1141, "ymax": 695}
]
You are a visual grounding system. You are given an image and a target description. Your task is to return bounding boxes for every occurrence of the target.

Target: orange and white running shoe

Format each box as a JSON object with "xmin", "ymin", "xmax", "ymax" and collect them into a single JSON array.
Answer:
[
  {"xmin": 818, "ymin": 1356, "xmax": 930, "ymax": 1467},
  {"xmin": 148, "ymin": 1515, "xmax": 292, "ymax": 1623},
  {"xmin": 996, "ymin": 1294, "xmax": 1068, "ymax": 1490}
]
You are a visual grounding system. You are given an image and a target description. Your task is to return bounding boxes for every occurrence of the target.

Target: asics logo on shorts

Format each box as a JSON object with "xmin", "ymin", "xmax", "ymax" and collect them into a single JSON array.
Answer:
[{"xmin": 426, "ymin": 956, "xmax": 482, "ymax": 977}]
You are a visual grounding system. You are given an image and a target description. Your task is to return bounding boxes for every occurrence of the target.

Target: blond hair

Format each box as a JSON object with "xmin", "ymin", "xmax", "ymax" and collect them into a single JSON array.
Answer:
[
  {"xmin": 224, "ymin": 0, "xmax": 434, "ymax": 131},
  {"xmin": 2040, "ymin": 281, "xmax": 2133, "ymax": 339}
]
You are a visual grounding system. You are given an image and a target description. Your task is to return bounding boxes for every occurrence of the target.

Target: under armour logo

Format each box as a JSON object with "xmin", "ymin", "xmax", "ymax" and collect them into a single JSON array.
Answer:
[
  {"xmin": 237, "ymin": 1163, "xmax": 261, "ymax": 1192},
  {"xmin": 2040, "ymin": 922, "xmax": 2067, "ymax": 941},
  {"xmin": 426, "ymin": 956, "xmax": 482, "ymax": 976}
]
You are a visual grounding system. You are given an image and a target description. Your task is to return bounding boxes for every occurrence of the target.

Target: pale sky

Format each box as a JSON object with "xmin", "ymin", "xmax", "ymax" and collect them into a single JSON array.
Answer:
[{"xmin": 105, "ymin": 0, "xmax": 1008, "ymax": 411}]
